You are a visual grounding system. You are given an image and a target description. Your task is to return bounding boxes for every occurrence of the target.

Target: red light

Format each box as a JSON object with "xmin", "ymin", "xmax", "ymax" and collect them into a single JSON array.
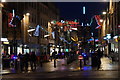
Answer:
[{"xmin": 78, "ymin": 55, "xmax": 83, "ymax": 60}]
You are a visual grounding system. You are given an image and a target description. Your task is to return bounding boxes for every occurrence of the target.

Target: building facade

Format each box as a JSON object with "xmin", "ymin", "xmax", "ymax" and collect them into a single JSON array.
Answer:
[
  {"xmin": 98, "ymin": 1, "xmax": 120, "ymax": 57},
  {"xmin": 1, "ymin": 2, "xmax": 59, "ymax": 55}
]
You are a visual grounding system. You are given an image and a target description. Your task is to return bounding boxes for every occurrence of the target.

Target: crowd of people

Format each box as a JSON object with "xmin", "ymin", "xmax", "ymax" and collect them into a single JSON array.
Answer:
[
  {"xmin": 18, "ymin": 52, "xmax": 37, "ymax": 71},
  {"xmin": 2, "ymin": 51, "xmax": 39, "ymax": 72},
  {"xmin": 2, "ymin": 48, "xmax": 118, "ymax": 71}
]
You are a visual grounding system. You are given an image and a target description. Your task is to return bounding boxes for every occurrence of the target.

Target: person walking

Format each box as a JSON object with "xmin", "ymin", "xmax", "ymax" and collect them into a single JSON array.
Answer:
[
  {"xmin": 24, "ymin": 52, "xmax": 30, "ymax": 72},
  {"xmin": 18, "ymin": 52, "xmax": 25, "ymax": 71},
  {"xmin": 97, "ymin": 49, "xmax": 102, "ymax": 70},
  {"xmin": 29, "ymin": 52, "xmax": 37, "ymax": 71}
]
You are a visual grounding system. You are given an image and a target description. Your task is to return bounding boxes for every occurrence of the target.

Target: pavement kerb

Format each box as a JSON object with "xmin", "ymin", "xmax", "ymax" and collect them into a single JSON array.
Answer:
[{"xmin": 1, "ymin": 69, "xmax": 119, "ymax": 75}]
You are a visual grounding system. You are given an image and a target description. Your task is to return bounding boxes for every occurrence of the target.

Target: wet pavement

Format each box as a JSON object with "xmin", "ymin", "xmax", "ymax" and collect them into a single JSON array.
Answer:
[
  {"xmin": 2, "ymin": 71, "xmax": 119, "ymax": 79},
  {"xmin": 38, "ymin": 57, "xmax": 118, "ymax": 72},
  {"xmin": 99, "ymin": 57, "xmax": 119, "ymax": 70},
  {"xmin": 1, "ymin": 57, "xmax": 119, "ymax": 79},
  {"xmin": 1, "ymin": 57, "xmax": 119, "ymax": 75}
]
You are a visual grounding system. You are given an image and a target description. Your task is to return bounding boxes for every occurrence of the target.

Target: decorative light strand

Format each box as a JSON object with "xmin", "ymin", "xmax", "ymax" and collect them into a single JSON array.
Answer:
[{"xmin": 33, "ymin": 25, "xmax": 73, "ymax": 44}]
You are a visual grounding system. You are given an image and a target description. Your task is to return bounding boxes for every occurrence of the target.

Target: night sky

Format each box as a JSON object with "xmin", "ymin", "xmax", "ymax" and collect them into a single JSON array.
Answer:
[
  {"xmin": 55, "ymin": 2, "xmax": 108, "ymax": 21},
  {"xmin": 55, "ymin": 2, "xmax": 108, "ymax": 37}
]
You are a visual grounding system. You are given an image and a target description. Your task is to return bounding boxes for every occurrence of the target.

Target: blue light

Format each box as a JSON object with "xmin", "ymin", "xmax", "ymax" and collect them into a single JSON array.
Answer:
[
  {"xmin": 58, "ymin": 53, "xmax": 60, "ymax": 55},
  {"xmin": 62, "ymin": 53, "xmax": 64, "ymax": 55},
  {"xmin": 65, "ymin": 49, "xmax": 69, "ymax": 52},
  {"xmin": 16, "ymin": 15, "xmax": 21, "ymax": 20},
  {"xmin": 82, "ymin": 53, "xmax": 85, "ymax": 55},
  {"xmin": 13, "ymin": 56, "xmax": 17, "ymax": 59}
]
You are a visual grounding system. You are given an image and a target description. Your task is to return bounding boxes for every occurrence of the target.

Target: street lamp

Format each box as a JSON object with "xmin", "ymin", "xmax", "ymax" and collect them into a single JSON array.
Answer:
[
  {"xmin": 26, "ymin": 13, "xmax": 30, "ymax": 16},
  {"xmin": 102, "ymin": 11, "xmax": 107, "ymax": 15},
  {"xmin": 100, "ymin": 19, "xmax": 103, "ymax": 22}
]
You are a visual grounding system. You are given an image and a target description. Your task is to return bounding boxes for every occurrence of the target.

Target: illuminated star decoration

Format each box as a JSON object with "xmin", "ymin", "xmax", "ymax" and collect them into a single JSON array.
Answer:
[
  {"xmin": 9, "ymin": 10, "xmax": 21, "ymax": 27},
  {"xmin": 89, "ymin": 15, "xmax": 102, "ymax": 29}
]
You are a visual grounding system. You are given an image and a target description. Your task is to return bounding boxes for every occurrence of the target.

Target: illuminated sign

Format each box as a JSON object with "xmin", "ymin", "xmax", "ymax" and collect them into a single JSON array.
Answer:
[
  {"xmin": 3, "ymin": 42, "xmax": 9, "ymax": 44},
  {"xmin": 1, "ymin": 38, "xmax": 8, "ymax": 41}
]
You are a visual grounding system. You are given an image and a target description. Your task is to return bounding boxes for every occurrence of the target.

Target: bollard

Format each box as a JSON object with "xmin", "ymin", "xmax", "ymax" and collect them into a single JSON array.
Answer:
[
  {"xmin": 80, "ymin": 59, "xmax": 82, "ymax": 69},
  {"xmin": 78, "ymin": 55, "xmax": 83, "ymax": 70},
  {"xmin": 14, "ymin": 59, "xmax": 18, "ymax": 70},
  {"xmin": 54, "ymin": 59, "xmax": 56, "ymax": 68}
]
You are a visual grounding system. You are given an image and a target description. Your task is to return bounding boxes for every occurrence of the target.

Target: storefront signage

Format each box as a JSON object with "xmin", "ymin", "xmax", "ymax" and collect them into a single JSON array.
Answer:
[
  {"xmin": 3, "ymin": 42, "xmax": 9, "ymax": 44},
  {"xmin": 1, "ymin": 38, "xmax": 8, "ymax": 41}
]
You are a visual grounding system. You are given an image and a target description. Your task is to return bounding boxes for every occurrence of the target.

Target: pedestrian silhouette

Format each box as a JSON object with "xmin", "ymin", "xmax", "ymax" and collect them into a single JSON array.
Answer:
[
  {"xmin": 24, "ymin": 52, "xmax": 30, "ymax": 71},
  {"xmin": 18, "ymin": 52, "xmax": 25, "ymax": 71},
  {"xmin": 30, "ymin": 52, "xmax": 37, "ymax": 71}
]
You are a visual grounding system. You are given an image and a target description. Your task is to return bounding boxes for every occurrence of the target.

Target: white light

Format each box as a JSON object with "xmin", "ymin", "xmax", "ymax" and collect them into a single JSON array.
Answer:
[
  {"xmin": 13, "ymin": 10, "xmax": 15, "ymax": 17},
  {"xmin": 81, "ymin": 23, "xmax": 84, "ymax": 26},
  {"xmin": 26, "ymin": 13, "xmax": 30, "ymax": 16},
  {"xmin": 71, "ymin": 28, "xmax": 77, "ymax": 30},
  {"xmin": 1, "ymin": 0, "xmax": 6, "ymax": 2},
  {"xmin": 27, "ymin": 29, "xmax": 35, "ymax": 32},
  {"xmin": 113, "ymin": 36, "xmax": 118, "ymax": 39},
  {"xmin": 104, "ymin": 37, "xmax": 107, "ymax": 40},
  {"xmin": 61, "ymin": 20, "xmax": 65, "ymax": 23},
  {"xmin": 24, "ymin": 45, "xmax": 27, "ymax": 47},
  {"xmin": 28, "ymin": 34, "xmax": 32, "ymax": 36},
  {"xmin": 118, "ymin": 25, "xmax": 120, "ymax": 28},
  {"xmin": 70, "ymin": 30, "xmax": 72, "ymax": 32},
  {"xmin": 87, "ymin": 23, "xmax": 89, "ymax": 26},
  {"xmin": 1, "ymin": 38, "xmax": 8, "ymax": 41},
  {"xmin": 100, "ymin": 19, "xmax": 103, "ymax": 22},
  {"xmin": 61, "ymin": 27, "xmax": 63, "ymax": 29},
  {"xmin": 52, "ymin": 45, "xmax": 55, "ymax": 47},
  {"xmin": 91, "ymin": 33, "xmax": 93, "ymax": 36},
  {"xmin": 106, "ymin": 34, "xmax": 111, "ymax": 39},
  {"xmin": 44, "ymin": 35, "xmax": 50, "ymax": 38},
  {"xmin": 51, "ymin": 21, "xmax": 55, "ymax": 24},
  {"xmin": 102, "ymin": 12, "xmax": 106, "ymax": 15},
  {"xmin": 20, "ymin": 44, "xmax": 23, "ymax": 47},
  {"xmin": 83, "ymin": 6, "xmax": 85, "ymax": 14}
]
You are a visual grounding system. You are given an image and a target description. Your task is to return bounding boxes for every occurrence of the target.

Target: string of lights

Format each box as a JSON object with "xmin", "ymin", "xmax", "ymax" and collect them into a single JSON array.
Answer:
[{"xmin": 34, "ymin": 25, "xmax": 73, "ymax": 44}]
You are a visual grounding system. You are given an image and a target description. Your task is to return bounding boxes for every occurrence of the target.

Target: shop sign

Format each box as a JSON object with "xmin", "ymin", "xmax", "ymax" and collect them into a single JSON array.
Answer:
[
  {"xmin": 1, "ymin": 38, "xmax": 8, "ymax": 41},
  {"xmin": 3, "ymin": 42, "xmax": 9, "ymax": 44}
]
